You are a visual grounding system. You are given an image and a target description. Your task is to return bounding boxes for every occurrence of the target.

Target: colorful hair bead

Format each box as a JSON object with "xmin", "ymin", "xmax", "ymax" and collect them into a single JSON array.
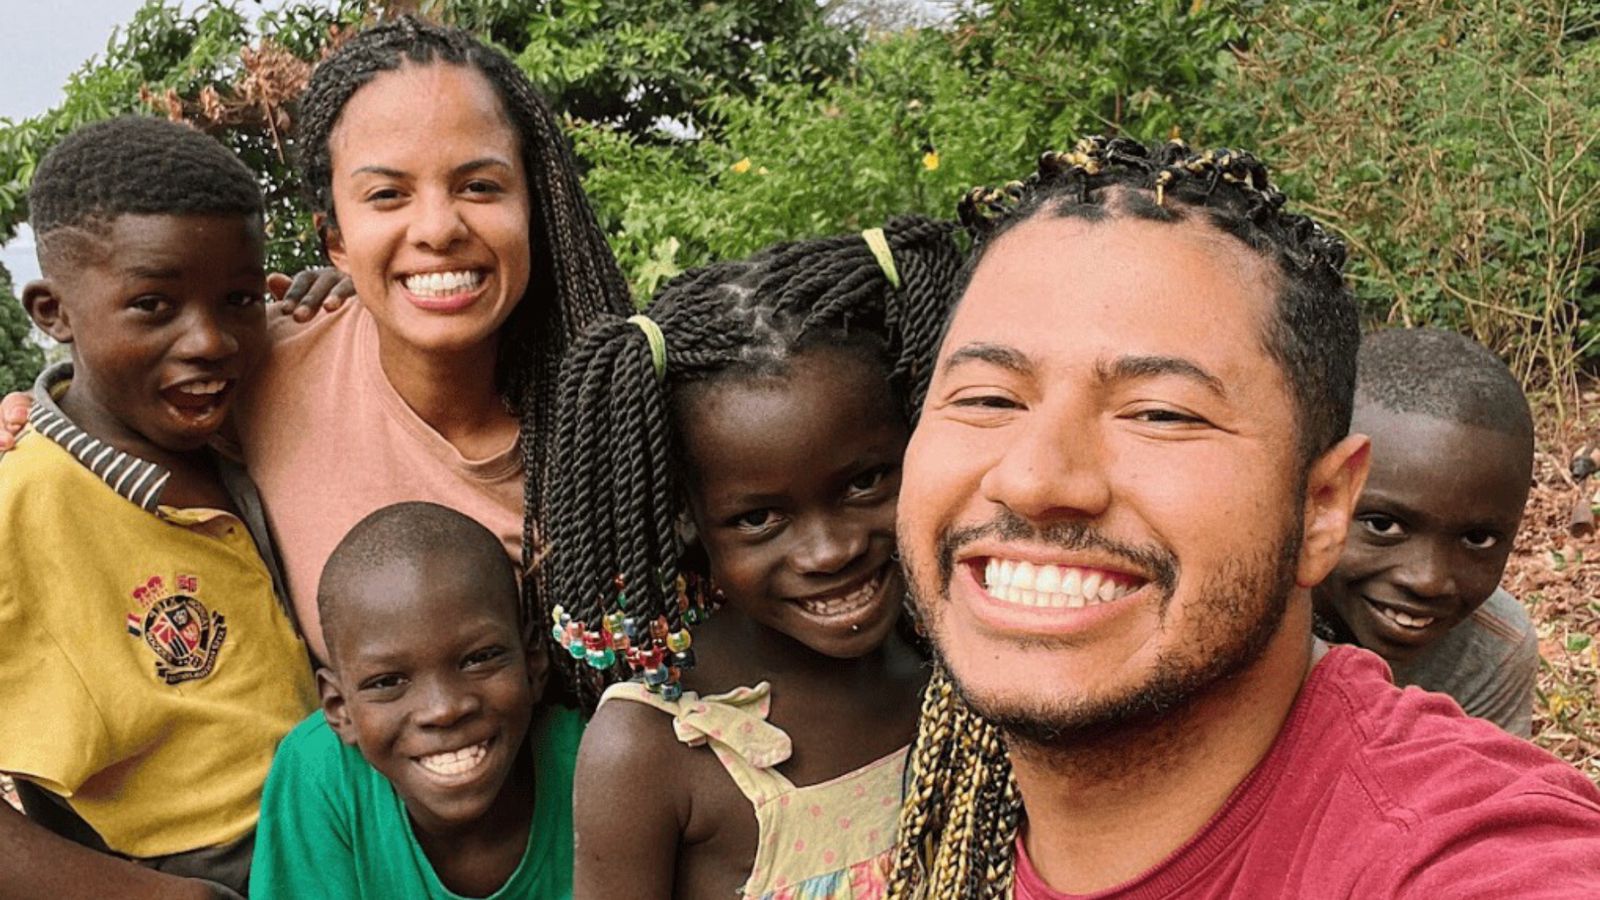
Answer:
[
  {"xmin": 624, "ymin": 615, "xmax": 646, "ymax": 644},
  {"xmin": 671, "ymin": 649, "xmax": 696, "ymax": 670},
  {"xmin": 666, "ymin": 630, "xmax": 692, "ymax": 653},
  {"xmin": 583, "ymin": 631, "xmax": 616, "ymax": 670}
]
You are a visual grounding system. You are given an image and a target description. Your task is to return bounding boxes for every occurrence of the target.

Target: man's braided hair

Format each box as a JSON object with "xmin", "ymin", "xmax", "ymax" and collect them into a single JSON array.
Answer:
[
  {"xmin": 294, "ymin": 16, "xmax": 632, "ymax": 617},
  {"xmin": 887, "ymin": 137, "xmax": 1357, "ymax": 900},
  {"xmin": 543, "ymin": 216, "xmax": 962, "ymax": 709}
]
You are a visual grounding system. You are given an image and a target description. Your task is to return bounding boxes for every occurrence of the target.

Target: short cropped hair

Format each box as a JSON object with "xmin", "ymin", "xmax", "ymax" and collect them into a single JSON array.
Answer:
[
  {"xmin": 1356, "ymin": 328, "xmax": 1533, "ymax": 441},
  {"xmin": 28, "ymin": 116, "xmax": 262, "ymax": 265},
  {"xmin": 317, "ymin": 502, "xmax": 519, "ymax": 665}
]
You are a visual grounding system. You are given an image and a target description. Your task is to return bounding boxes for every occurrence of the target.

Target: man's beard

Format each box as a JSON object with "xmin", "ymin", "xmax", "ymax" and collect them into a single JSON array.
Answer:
[{"xmin": 910, "ymin": 507, "xmax": 1302, "ymax": 751}]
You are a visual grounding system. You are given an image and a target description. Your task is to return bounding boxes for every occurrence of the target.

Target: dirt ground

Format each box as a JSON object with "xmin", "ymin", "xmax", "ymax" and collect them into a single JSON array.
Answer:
[{"xmin": 1506, "ymin": 406, "xmax": 1600, "ymax": 785}]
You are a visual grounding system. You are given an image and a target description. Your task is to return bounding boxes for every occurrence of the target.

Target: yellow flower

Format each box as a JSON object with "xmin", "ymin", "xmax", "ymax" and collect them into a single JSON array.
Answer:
[
  {"xmin": 757, "ymin": 166, "xmax": 770, "ymax": 176},
  {"xmin": 922, "ymin": 150, "xmax": 940, "ymax": 172},
  {"xmin": 731, "ymin": 157, "xmax": 752, "ymax": 174}
]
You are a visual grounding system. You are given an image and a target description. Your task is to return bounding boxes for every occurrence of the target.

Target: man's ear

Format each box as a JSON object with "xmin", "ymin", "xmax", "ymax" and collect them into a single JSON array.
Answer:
[
  {"xmin": 1296, "ymin": 433, "xmax": 1371, "ymax": 589},
  {"xmin": 317, "ymin": 667, "xmax": 359, "ymax": 746},
  {"xmin": 22, "ymin": 280, "xmax": 72, "ymax": 343}
]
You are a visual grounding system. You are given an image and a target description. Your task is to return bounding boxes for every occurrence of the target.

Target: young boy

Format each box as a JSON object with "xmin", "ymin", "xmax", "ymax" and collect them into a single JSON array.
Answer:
[
  {"xmin": 1315, "ymin": 327, "xmax": 1538, "ymax": 736},
  {"xmin": 249, "ymin": 501, "xmax": 580, "ymax": 899},
  {"xmin": 0, "ymin": 116, "xmax": 316, "ymax": 897}
]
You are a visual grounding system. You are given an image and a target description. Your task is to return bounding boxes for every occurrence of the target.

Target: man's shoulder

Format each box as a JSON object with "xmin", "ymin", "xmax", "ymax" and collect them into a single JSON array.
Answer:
[{"xmin": 1311, "ymin": 647, "xmax": 1599, "ymax": 823}]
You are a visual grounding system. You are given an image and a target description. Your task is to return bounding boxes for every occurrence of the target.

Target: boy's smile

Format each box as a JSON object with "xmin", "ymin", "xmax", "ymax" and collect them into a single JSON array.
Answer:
[
  {"xmin": 1316, "ymin": 405, "xmax": 1529, "ymax": 663},
  {"xmin": 25, "ymin": 213, "xmax": 267, "ymax": 457},
  {"xmin": 320, "ymin": 552, "xmax": 543, "ymax": 836}
]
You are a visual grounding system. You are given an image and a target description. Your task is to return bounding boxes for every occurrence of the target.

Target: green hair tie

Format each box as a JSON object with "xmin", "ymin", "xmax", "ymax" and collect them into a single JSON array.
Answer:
[
  {"xmin": 627, "ymin": 314, "xmax": 666, "ymax": 382},
  {"xmin": 862, "ymin": 227, "xmax": 901, "ymax": 289}
]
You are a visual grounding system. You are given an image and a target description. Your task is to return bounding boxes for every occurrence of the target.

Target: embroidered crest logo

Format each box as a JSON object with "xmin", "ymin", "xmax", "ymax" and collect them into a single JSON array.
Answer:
[{"xmin": 123, "ymin": 574, "xmax": 226, "ymax": 685}]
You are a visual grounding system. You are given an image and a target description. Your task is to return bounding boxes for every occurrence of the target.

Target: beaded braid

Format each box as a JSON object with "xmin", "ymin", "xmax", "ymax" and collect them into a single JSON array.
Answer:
[
  {"xmin": 544, "ymin": 215, "xmax": 962, "ymax": 709},
  {"xmin": 292, "ymin": 16, "xmax": 632, "ymax": 623},
  {"xmin": 887, "ymin": 137, "xmax": 1356, "ymax": 899}
]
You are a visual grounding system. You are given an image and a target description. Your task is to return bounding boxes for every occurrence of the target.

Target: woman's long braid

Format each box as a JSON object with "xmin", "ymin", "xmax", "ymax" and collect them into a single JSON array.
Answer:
[
  {"xmin": 292, "ymin": 15, "xmax": 631, "ymax": 629},
  {"xmin": 544, "ymin": 216, "xmax": 961, "ymax": 709},
  {"xmin": 887, "ymin": 137, "xmax": 1353, "ymax": 899}
]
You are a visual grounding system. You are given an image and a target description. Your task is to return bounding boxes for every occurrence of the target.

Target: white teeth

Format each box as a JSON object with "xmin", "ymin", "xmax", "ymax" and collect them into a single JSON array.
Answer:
[
  {"xmin": 1012, "ymin": 561, "xmax": 1036, "ymax": 590},
  {"xmin": 402, "ymin": 270, "xmax": 485, "ymax": 297},
  {"xmin": 981, "ymin": 559, "xmax": 1141, "ymax": 610},
  {"xmin": 1061, "ymin": 568, "xmax": 1081, "ymax": 597},
  {"xmin": 176, "ymin": 380, "xmax": 226, "ymax": 396},
  {"xmin": 797, "ymin": 572, "xmax": 883, "ymax": 617},
  {"xmin": 1035, "ymin": 564, "xmax": 1061, "ymax": 593},
  {"xmin": 416, "ymin": 741, "xmax": 489, "ymax": 777},
  {"xmin": 1081, "ymin": 573, "xmax": 1102, "ymax": 603},
  {"xmin": 1379, "ymin": 606, "xmax": 1435, "ymax": 629}
]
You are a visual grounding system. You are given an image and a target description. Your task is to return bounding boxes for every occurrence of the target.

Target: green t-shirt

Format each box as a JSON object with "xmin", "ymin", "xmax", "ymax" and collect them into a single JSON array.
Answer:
[{"xmin": 249, "ymin": 706, "xmax": 580, "ymax": 899}]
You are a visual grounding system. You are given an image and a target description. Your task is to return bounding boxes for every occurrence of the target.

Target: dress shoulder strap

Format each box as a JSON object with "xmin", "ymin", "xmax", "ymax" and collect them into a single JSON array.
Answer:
[{"xmin": 598, "ymin": 680, "xmax": 796, "ymax": 805}]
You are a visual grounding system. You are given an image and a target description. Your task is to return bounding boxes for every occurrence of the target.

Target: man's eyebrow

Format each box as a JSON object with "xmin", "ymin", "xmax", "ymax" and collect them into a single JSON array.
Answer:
[
  {"xmin": 940, "ymin": 342, "xmax": 1034, "ymax": 376},
  {"xmin": 1097, "ymin": 355, "xmax": 1226, "ymax": 397}
]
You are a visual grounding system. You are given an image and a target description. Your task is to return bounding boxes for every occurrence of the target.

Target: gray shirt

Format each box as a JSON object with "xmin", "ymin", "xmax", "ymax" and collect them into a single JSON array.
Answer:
[{"xmin": 1390, "ymin": 587, "xmax": 1538, "ymax": 738}]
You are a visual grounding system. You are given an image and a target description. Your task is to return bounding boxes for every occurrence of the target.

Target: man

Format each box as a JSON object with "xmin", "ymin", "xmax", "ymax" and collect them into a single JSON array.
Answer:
[{"xmin": 887, "ymin": 137, "xmax": 1600, "ymax": 899}]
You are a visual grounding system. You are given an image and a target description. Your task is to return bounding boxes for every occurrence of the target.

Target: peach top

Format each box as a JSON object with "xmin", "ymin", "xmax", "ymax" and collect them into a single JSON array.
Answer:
[{"xmin": 233, "ymin": 304, "xmax": 523, "ymax": 662}]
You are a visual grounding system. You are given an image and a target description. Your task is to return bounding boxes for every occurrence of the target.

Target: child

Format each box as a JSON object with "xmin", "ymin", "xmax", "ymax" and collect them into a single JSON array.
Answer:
[
  {"xmin": 0, "ymin": 116, "xmax": 316, "ymax": 896},
  {"xmin": 249, "ymin": 501, "xmax": 580, "ymax": 898},
  {"xmin": 1314, "ymin": 327, "xmax": 1538, "ymax": 735},
  {"xmin": 544, "ymin": 217, "xmax": 963, "ymax": 899}
]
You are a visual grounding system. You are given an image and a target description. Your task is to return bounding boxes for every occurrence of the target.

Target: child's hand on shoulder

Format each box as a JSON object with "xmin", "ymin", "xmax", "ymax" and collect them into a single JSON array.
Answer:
[
  {"xmin": 268, "ymin": 268, "xmax": 357, "ymax": 323},
  {"xmin": 0, "ymin": 392, "xmax": 28, "ymax": 452}
]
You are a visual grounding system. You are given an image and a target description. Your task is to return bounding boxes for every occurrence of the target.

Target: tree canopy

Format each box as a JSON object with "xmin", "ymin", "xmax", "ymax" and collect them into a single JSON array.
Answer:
[{"xmin": 1, "ymin": 0, "xmax": 1595, "ymax": 394}]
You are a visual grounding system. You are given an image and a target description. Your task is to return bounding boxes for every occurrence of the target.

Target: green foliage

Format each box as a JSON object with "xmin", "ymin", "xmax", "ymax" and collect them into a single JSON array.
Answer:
[
  {"xmin": 2, "ymin": 0, "xmax": 1596, "ymax": 393},
  {"xmin": 500, "ymin": 0, "xmax": 857, "ymax": 140},
  {"xmin": 0, "ymin": 0, "xmax": 363, "ymax": 270},
  {"xmin": 0, "ymin": 264, "xmax": 44, "ymax": 396},
  {"xmin": 576, "ymin": 0, "xmax": 1248, "ymax": 292},
  {"xmin": 1220, "ymin": 0, "xmax": 1600, "ymax": 400}
]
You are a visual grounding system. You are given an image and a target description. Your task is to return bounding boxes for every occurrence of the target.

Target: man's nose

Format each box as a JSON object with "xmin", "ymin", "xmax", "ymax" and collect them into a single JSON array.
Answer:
[{"xmin": 979, "ymin": 407, "xmax": 1110, "ymax": 522}]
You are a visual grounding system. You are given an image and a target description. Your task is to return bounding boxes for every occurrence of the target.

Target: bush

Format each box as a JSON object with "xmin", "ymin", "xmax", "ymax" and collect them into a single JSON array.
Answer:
[{"xmin": 2, "ymin": 0, "xmax": 1595, "ymax": 393}]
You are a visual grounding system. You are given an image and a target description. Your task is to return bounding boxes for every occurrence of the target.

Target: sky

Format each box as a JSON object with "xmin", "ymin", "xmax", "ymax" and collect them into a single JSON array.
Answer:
[{"xmin": 1, "ymin": 0, "xmax": 204, "ymax": 286}]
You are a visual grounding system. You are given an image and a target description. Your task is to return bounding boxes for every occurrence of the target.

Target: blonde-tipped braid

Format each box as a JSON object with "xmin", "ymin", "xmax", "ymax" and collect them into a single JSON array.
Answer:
[{"xmin": 888, "ymin": 665, "xmax": 1021, "ymax": 900}]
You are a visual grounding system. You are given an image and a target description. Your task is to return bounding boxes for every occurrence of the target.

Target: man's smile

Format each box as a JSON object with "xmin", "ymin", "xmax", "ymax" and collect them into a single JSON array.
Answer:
[{"xmin": 981, "ymin": 557, "xmax": 1145, "ymax": 608}]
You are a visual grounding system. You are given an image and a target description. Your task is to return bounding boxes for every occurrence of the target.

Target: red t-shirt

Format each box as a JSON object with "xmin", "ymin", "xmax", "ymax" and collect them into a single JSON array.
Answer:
[{"xmin": 1014, "ymin": 646, "xmax": 1600, "ymax": 899}]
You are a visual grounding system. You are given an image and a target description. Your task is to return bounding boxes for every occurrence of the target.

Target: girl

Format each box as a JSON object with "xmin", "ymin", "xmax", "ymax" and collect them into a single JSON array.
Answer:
[{"xmin": 543, "ymin": 217, "xmax": 963, "ymax": 899}]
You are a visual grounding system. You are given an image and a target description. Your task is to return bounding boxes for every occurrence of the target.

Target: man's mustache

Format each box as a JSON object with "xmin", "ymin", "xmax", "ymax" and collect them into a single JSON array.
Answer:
[{"xmin": 934, "ymin": 508, "xmax": 1179, "ymax": 595}]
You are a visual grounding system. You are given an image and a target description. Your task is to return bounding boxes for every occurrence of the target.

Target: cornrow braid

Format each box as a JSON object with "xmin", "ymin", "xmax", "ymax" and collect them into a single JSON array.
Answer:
[
  {"xmin": 292, "ymin": 16, "xmax": 632, "ymax": 625},
  {"xmin": 957, "ymin": 136, "xmax": 1355, "ymax": 466},
  {"xmin": 544, "ymin": 215, "xmax": 963, "ymax": 709},
  {"xmin": 888, "ymin": 137, "xmax": 1358, "ymax": 899}
]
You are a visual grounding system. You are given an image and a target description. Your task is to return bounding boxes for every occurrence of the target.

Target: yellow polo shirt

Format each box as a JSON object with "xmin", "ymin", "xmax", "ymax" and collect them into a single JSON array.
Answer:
[{"xmin": 0, "ymin": 365, "xmax": 316, "ymax": 858}]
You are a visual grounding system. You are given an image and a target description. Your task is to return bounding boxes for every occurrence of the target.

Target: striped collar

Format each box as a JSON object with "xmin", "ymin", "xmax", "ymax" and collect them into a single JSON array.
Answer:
[{"xmin": 29, "ymin": 361, "xmax": 172, "ymax": 513}]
